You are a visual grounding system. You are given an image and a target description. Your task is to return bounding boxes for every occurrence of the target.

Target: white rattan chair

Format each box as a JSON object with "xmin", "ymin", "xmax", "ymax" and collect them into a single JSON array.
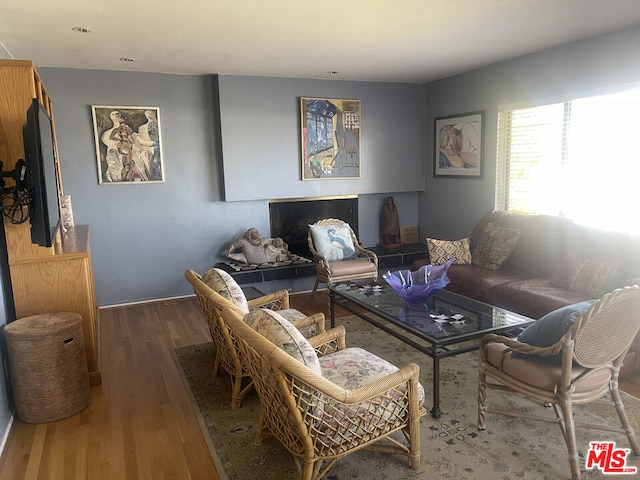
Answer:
[
  {"xmin": 478, "ymin": 285, "xmax": 640, "ymax": 480},
  {"xmin": 307, "ymin": 218, "xmax": 378, "ymax": 292},
  {"xmin": 185, "ymin": 268, "xmax": 325, "ymax": 407}
]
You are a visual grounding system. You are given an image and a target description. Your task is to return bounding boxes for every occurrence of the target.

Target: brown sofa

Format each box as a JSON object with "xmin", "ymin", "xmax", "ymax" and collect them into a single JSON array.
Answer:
[{"xmin": 413, "ymin": 210, "xmax": 640, "ymax": 374}]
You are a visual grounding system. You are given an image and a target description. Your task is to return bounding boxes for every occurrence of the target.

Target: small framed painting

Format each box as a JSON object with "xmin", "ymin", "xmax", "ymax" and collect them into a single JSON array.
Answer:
[
  {"xmin": 434, "ymin": 111, "xmax": 484, "ymax": 178},
  {"xmin": 92, "ymin": 105, "xmax": 165, "ymax": 184},
  {"xmin": 300, "ymin": 97, "xmax": 361, "ymax": 180}
]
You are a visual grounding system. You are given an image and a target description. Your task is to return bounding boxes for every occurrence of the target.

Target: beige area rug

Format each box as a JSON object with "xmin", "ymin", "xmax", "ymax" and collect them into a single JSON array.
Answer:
[{"xmin": 172, "ymin": 315, "xmax": 640, "ymax": 480}]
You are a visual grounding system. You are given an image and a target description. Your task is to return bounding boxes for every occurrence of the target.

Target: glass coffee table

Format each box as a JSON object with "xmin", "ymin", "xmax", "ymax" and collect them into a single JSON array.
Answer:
[{"xmin": 329, "ymin": 282, "xmax": 534, "ymax": 418}]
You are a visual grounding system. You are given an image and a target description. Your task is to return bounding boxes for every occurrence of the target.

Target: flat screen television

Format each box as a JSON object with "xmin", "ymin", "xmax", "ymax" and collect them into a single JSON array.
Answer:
[{"xmin": 22, "ymin": 98, "xmax": 61, "ymax": 247}]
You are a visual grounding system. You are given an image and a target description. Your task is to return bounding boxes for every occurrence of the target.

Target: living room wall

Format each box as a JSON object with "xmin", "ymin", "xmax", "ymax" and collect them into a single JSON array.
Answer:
[
  {"xmin": 421, "ymin": 24, "xmax": 640, "ymax": 240},
  {"xmin": 35, "ymin": 69, "xmax": 425, "ymax": 306}
]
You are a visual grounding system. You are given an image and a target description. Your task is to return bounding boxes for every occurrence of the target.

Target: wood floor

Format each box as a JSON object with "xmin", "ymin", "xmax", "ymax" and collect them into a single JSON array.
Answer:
[{"xmin": 0, "ymin": 291, "xmax": 639, "ymax": 479}]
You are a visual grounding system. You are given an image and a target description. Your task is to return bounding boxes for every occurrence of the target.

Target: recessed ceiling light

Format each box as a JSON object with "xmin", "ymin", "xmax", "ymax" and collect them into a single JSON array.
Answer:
[
  {"xmin": 72, "ymin": 27, "xmax": 92, "ymax": 33},
  {"xmin": 327, "ymin": 71, "xmax": 339, "ymax": 75},
  {"xmin": 119, "ymin": 58, "xmax": 135, "ymax": 63}
]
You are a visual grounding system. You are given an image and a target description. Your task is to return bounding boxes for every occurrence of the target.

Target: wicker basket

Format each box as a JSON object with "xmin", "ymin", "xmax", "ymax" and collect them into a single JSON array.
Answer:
[{"xmin": 5, "ymin": 312, "xmax": 91, "ymax": 423}]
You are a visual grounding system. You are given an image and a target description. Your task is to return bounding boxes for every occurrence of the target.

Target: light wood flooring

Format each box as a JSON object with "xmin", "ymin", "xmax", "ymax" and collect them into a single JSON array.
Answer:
[{"xmin": 0, "ymin": 291, "xmax": 639, "ymax": 479}]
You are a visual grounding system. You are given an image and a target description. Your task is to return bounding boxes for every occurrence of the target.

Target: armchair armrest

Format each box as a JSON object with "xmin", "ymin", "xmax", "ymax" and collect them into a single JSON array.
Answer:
[
  {"xmin": 248, "ymin": 289, "xmax": 290, "ymax": 310},
  {"xmin": 290, "ymin": 312, "xmax": 326, "ymax": 334},
  {"xmin": 308, "ymin": 325, "xmax": 346, "ymax": 355},
  {"xmin": 479, "ymin": 333, "xmax": 564, "ymax": 362}
]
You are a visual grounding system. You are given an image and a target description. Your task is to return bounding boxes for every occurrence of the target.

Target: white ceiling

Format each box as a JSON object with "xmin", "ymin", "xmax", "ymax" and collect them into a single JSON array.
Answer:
[{"xmin": 2, "ymin": 0, "xmax": 640, "ymax": 83}]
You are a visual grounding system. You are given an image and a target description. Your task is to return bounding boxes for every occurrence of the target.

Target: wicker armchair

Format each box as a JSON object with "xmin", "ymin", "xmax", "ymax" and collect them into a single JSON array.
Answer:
[
  {"xmin": 185, "ymin": 268, "xmax": 325, "ymax": 407},
  {"xmin": 221, "ymin": 305, "xmax": 426, "ymax": 480},
  {"xmin": 307, "ymin": 218, "xmax": 378, "ymax": 292},
  {"xmin": 478, "ymin": 285, "xmax": 640, "ymax": 480}
]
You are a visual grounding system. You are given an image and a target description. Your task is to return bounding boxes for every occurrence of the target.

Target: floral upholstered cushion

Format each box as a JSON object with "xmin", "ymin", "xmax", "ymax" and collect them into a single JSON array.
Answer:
[
  {"xmin": 277, "ymin": 309, "xmax": 317, "ymax": 337},
  {"xmin": 427, "ymin": 237, "xmax": 472, "ymax": 265},
  {"xmin": 319, "ymin": 347, "xmax": 425, "ymax": 406},
  {"xmin": 244, "ymin": 308, "xmax": 322, "ymax": 375},
  {"xmin": 471, "ymin": 223, "xmax": 522, "ymax": 270},
  {"xmin": 201, "ymin": 268, "xmax": 249, "ymax": 312},
  {"xmin": 309, "ymin": 224, "xmax": 356, "ymax": 261}
]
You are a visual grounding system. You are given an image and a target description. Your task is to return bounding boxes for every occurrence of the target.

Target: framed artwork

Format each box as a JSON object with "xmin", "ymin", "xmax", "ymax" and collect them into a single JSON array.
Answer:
[
  {"xmin": 300, "ymin": 97, "xmax": 361, "ymax": 180},
  {"xmin": 434, "ymin": 111, "xmax": 484, "ymax": 178},
  {"xmin": 91, "ymin": 105, "xmax": 165, "ymax": 184}
]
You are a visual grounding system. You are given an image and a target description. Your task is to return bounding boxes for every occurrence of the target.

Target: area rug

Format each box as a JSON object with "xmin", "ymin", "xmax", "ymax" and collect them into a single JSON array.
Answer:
[{"xmin": 172, "ymin": 315, "xmax": 640, "ymax": 480}]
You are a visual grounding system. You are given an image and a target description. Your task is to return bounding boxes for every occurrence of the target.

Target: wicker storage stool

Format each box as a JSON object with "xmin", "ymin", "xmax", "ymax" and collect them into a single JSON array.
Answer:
[{"xmin": 5, "ymin": 312, "xmax": 91, "ymax": 423}]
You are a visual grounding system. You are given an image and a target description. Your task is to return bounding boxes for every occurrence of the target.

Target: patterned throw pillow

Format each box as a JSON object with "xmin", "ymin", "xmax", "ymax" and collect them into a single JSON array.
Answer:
[
  {"xmin": 471, "ymin": 223, "xmax": 522, "ymax": 270},
  {"xmin": 309, "ymin": 224, "xmax": 356, "ymax": 261},
  {"xmin": 244, "ymin": 308, "xmax": 322, "ymax": 375},
  {"xmin": 426, "ymin": 238, "xmax": 472, "ymax": 265},
  {"xmin": 550, "ymin": 253, "xmax": 619, "ymax": 297},
  {"xmin": 201, "ymin": 268, "xmax": 249, "ymax": 313}
]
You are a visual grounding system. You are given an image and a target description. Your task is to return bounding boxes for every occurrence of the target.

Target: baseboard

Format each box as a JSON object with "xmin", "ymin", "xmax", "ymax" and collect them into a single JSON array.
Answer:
[
  {"xmin": 98, "ymin": 294, "xmax": 195, "ymax": 310},
  {"xmin": 0, "ymin": 413, "xmax": 14, "ymax": 458}
]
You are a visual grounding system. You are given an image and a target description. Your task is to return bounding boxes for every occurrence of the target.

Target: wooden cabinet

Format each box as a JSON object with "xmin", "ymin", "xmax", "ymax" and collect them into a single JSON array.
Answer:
[{"xmin": 0, "ymin": 60, "xmax": 101, "ymax": 385}]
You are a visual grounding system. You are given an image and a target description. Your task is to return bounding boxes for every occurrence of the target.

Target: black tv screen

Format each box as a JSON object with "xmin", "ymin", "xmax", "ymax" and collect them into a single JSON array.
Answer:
[{"xmin": 22, "ymin": 98, "xmax": 61, "ymax": 247}]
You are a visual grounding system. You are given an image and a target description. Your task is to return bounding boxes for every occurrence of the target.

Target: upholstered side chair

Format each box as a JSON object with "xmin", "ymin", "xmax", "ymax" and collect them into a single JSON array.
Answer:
[
  {"xmin": 221, "ymin": 305, "xmax": 426, "ymax": 480},
  {"xmin": 307, "ymin": 218, "xmax": 378, "ymax": 292},
  {"xmin": 478, "ymin": 285, "xmax": 640, "ymax": 480},
  {"xmin": 185, "ymin": 268, "xmax": 325, "ymax": 407}
]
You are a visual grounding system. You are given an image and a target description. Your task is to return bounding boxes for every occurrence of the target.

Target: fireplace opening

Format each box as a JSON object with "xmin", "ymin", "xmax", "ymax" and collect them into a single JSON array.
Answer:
[{"xmin": 269, "ymin": 196, "xmax": 358, "ymax": 259}]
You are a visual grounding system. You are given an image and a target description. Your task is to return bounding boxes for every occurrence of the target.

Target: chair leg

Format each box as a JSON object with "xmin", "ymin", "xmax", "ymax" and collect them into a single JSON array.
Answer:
[
  {"xmin": 212, "ymin": 351, "xmax": 221, "ymax": 376},
  {"xmin": 231, "ymin": 374, "xmax": 243, "ymax": 408},
  {"xmin": 559, "ymin": 398, "xmax": 581, "ymax": 480},
  {"xmin": 477, "ymin": 364, "xmax": 487, "ymax": 431},
  {"xmin": 610, "ymin": 381, "xmax": 640, "ymax": 455}
]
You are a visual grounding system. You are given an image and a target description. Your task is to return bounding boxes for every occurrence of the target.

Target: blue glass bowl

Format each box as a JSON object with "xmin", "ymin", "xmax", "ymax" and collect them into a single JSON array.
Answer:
[{"xmin": 383, "ymin": 258, "xmax": 453, "ymax": 304}]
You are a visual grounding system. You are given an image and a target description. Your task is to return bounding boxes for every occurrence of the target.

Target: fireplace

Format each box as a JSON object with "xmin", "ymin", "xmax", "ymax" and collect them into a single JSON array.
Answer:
[{"xmin": 269, "ymin": 195, "xmax": 359, "ymax": 259}]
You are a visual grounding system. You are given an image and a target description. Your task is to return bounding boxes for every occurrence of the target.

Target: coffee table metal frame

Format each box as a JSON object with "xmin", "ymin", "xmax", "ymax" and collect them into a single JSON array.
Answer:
[{"xmin": 329, "ymin": 283, "xmax": 534, "ymax": 418}]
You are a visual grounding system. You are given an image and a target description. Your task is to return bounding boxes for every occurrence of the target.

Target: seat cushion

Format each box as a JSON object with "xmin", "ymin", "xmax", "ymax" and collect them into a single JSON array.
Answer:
[
  {"xmin": 319, "ymin": 347, "xmax": 425, "ymax": 406},
  {"xmin": 327, "ymin": 258, "xmax": 377, "ymax": 276},
  {"xmin": 201, "ymin": 268, "xmax": 249, "ymax": 313},
  {"xmin": 277, "ymin": 308, "xmax": 318, "ymax": 337},
  {"xmin": 485, "ymin": 342, "xmax": 611, "ymax": 393},
  {"xmin": 244, "ymin": 308, "xmax": 321, "ymax": 375}
]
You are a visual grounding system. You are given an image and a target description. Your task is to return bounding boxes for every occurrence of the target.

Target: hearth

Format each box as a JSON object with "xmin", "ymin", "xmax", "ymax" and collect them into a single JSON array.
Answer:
[{"xmin": 269, "ymin": 195, "xmax": 359, "ymax": 259}]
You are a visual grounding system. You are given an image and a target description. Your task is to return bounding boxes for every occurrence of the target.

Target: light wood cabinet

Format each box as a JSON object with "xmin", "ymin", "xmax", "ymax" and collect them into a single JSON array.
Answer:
[{"xmin": 0, "ymin": 60, "xmax": 101, "ymax": 385}]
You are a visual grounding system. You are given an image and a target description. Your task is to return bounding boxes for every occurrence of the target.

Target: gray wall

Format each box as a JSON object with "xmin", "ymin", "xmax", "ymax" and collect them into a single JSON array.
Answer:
[
  {"xmin": 218, "ymin": 76, "xmax": 426, "ymax": 200},
  {"xmin": 421, "ymin": 25, "xmax": 640, "ymax": 240},
  {"xmin": 37, "ymin": 70, "xmax": 424, "ymax": 306}
]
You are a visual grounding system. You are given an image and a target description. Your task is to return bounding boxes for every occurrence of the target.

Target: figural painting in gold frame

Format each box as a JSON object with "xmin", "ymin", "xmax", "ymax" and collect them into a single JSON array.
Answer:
[{"xmin": 300, "ymin": 97, "xmax": 361, "ymax": 180}]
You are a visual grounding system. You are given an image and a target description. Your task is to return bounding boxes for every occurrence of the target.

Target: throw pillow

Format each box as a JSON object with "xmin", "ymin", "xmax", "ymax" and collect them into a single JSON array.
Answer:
[
  {"xmin": 512, "ymin": 299, "xmax": 597, "ymax": 364},
  {"xmin": 550, "ymin": 253, "xmax": 619, "ymax": 298},
  {"xmin": 471, "ymin": 223, "xmax": 522, "ymax": 270},
  {"xmin": 309, "ymin": 223, "xmax": 356, "ymax": 261},
  {"xmin": 201, "ymin": 268, "xmax": 249, "ymax": 313},
  {"xmin": 426, "ymin": 237, "xmax": 472, "ymax": 265},
  {"xmin": 244, "ymin": 308, "xmax": 322, "ymax": 375}
]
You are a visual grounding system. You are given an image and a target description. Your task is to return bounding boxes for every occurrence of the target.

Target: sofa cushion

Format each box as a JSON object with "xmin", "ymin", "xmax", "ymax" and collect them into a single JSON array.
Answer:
[
  {"xmin": 201, "ymin": 267, "xmax": 249, "ymax": 313},
  {"xmin": 309, "ymin": 224, "xmax": 356, "ymax": 261},
  {"xmin": 550, "ymin": 253, "xmax": 619, "ymax": 297},
  {"xmin": 446, "ymin": 264, "xmax": 534, "ymax": 302},
  {"xmin": 512, "ymin": 300, "xmax": 597, "ymax": 364},
  {"xmin": 486, "ymin": 277, "xmax": 593, "ymax": 320},
  {"xmin": 244, "ymin": 308, "xmax": 322, "ymax": 375},
  {"xmin": 427, "ymin": 237, "xmax": 472, "ymax": 265},
  {"xmin": 471, "ymin": 223, "xmax": 522, "ymax": 270}
]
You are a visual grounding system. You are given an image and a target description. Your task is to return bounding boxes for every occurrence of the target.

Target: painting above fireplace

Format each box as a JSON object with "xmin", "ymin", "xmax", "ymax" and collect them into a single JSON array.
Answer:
[{"xmin": 269, "ymin": 195, "xmax": 358, "ymax": 259}]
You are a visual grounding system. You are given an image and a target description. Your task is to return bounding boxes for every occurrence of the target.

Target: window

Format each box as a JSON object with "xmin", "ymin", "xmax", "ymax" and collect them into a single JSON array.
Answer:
[{"xmin": 496, "ymin": 87, "xmax": 640, "ymax": 235}]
